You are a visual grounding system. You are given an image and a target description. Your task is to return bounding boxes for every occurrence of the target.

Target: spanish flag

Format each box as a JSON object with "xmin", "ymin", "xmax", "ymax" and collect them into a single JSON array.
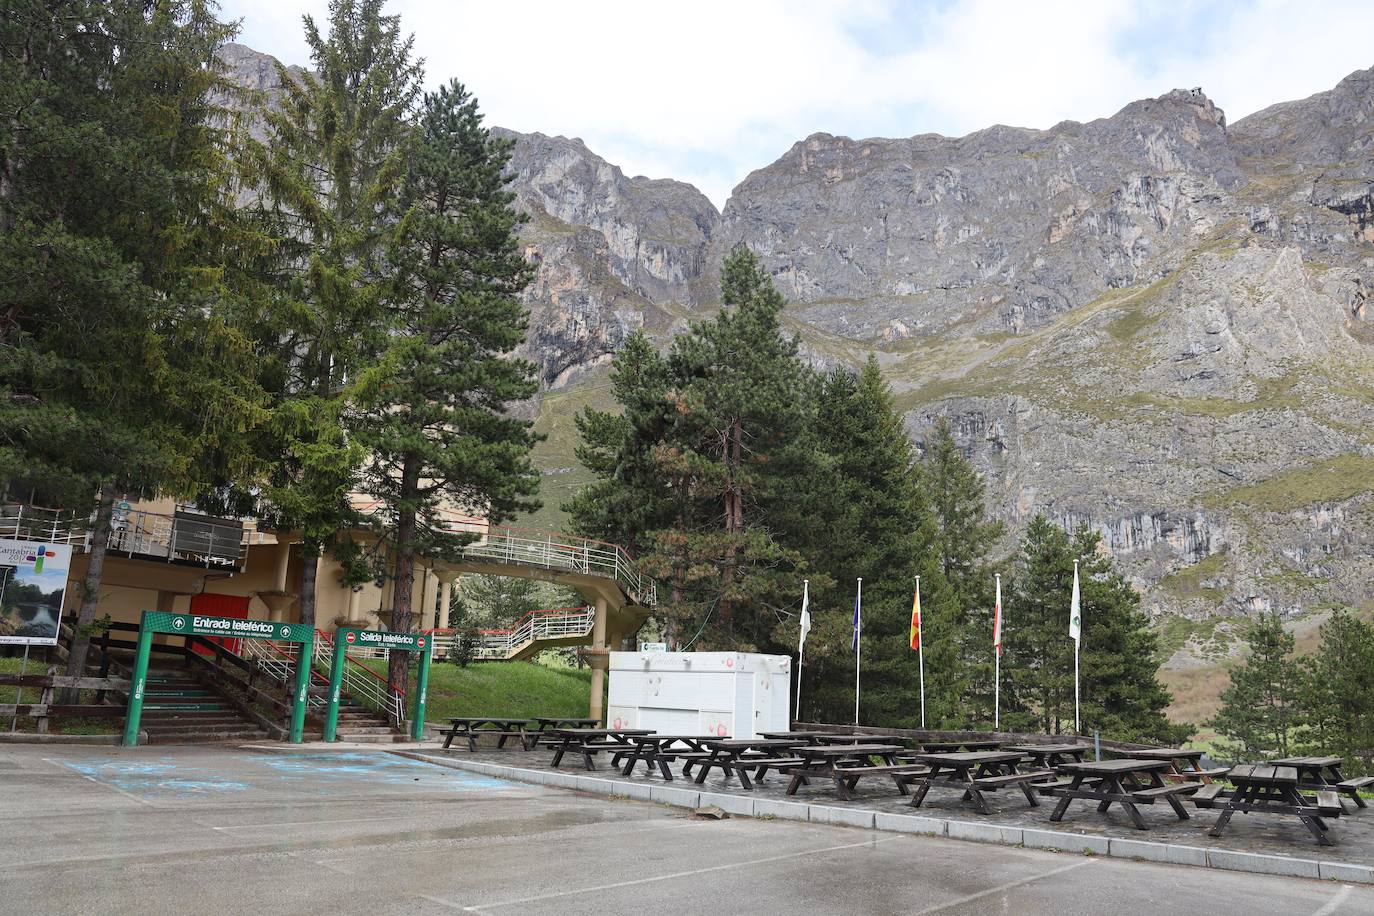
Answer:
[{"xmin": 909, "ymin": 585, "xmax": 921, "ymax": 650}]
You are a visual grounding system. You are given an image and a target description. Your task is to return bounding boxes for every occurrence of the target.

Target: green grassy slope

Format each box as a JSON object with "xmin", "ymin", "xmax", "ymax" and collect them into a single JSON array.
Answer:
[{"xmin": 360, "ymin": 659, "xmax": 592, "ymax": 722}]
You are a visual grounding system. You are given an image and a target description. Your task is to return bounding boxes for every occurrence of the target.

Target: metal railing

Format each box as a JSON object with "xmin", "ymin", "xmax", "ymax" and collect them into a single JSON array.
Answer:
[
  {"xmin": 237, "ymin": 638, "xmax": 328, "ymax": 708},
  {"xmin": 0, "ymin": 502, "xmax": 250, "ymax": 569},
  {"xmin": 0, "ymin": 505, "xmax": 84, "ymax": 546},
  {"xmin": 450, "ymin": 525, "xmax": 657, "ymax": 607},
  {"xmin": 314, "ymin": 632, "xmax": 406, "ymax": 728},
  {"xmin": 428, "ymin": 605, "xmax": 596, "ymax": 660},
  {"xmin": 108, "ymin": 508, "xmax": 248, "ymax": 570}
]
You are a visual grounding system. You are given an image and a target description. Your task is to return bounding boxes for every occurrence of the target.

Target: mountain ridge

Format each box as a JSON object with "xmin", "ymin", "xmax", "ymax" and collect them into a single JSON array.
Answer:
[{"xmin": 216, "ymin": 43, "xmax": 1374, "ymax": 644}]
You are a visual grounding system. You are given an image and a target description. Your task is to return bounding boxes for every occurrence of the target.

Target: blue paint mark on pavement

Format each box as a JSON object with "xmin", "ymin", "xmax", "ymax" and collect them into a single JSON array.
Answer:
[
  {"xmin": 246, "ymin": 751, "xmax": 511, "ymax": 791},
  {"xmin": 63, "ymin": 758, "xmax": 251, "ymax": 796}
]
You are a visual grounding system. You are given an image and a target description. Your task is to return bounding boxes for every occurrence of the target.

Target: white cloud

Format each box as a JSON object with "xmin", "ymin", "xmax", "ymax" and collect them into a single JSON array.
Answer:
[{"xmin": 220, "ymin": 0, "xmax": 1374, "ymax": 206}]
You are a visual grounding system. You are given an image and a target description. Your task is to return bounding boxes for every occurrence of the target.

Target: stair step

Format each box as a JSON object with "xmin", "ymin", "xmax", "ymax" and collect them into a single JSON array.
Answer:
[
  {"xmin": 334, "ymin": 733, "xmax": 409, "ymax": 744},
  {"xmin": 144, "ymin": 703, "xmax": 229, "ymax": 712},
  {"xmin": 333, "ymin": 726, "xmax": 399, "ymax": 735},
  {"xmin": 146, "ymin": 730, "xmax": 267, "ymax": 745}
]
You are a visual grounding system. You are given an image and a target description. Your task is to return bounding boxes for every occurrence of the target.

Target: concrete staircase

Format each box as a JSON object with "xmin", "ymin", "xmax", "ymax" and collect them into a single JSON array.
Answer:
[
  {"xmin": 327, "ymin": 702, "xmax": 409, "ymax": 743},
  {"xmin": 138, "ymin": 670, "xmax": 270, "ymax": 745}
]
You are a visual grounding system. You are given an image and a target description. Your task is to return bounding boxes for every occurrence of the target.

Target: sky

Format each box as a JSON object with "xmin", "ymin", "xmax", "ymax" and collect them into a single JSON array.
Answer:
[{"xmin": 220, "ymin": 0, "xmax": 1374, "ymax": 207}]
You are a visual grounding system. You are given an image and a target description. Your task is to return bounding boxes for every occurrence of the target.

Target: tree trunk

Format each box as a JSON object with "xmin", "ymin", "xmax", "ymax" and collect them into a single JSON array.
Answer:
[
  {"xmin": 297, "ymin": 546, "xmax": 317, "ymax": 625},
  {"xmin": 719, "ymin": 418, "xmax": 743, "ymax": 627},
  {"xmin": 388, "ymin": 453, "xmax": 421, "ymax": 699},
  {"xmin": 62, "ymin": 484, "xmax": 116, "ymax": 702}
]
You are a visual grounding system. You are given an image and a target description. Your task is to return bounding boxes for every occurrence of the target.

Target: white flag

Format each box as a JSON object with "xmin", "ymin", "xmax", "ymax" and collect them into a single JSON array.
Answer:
[
  {"xmin": 798, "ymin": 580, "xmax": 811, "ymax": 652},
  {"xmin": 1069, "ymin": 562, "xmax": 1081, "ymax": 642}
]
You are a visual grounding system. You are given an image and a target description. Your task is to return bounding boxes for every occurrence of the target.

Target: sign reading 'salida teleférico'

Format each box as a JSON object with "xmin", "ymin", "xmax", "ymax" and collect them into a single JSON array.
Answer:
[{"xmin": 324, "ymin": 627, "xmax": 432, "ymax": 743}]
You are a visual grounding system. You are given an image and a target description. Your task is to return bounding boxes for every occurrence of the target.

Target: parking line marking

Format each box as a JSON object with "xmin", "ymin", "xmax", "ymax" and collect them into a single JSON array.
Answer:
[
  {"xmin": 43, "ymin": 758, "xmax": 155, "ymax": 808},
  {"xmin": 910, "ymin": 858, "xmax": 1096, "ymax": 915},
  {"xmin": 454, "ymin": 834, "xmax": 906, "ymax": 911},
  {"xmin": 1312, "ymin": 885, "xmax": 1352, "ymax": 916}
]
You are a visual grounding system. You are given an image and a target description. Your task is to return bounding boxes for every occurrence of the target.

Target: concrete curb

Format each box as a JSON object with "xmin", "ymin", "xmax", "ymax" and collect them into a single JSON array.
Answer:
[
  {"xmin": 0, "ymin": 732, "xmax": 134, "ymax": 745},
  {"xmin": 389, "ymin": 750, "xmax": 1371, "ymax": 886}
]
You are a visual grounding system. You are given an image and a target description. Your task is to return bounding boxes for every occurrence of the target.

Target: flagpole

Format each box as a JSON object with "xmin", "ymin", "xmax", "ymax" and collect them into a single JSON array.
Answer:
[
  {"xmin": 993, "ymin": 573, "xmax": 1001, "ymax": 731},
  {"xmin": 916, "ymin": 576, "xmax": 925, "ymax": 729},
  {"xmin": 1073, "ymin": 561, "xmax": 1080, "ymax": 734},
  {"xmin": 796, "ymin": 579, "xmax": 808, "ymax": 722},
  {"xmin": 854, "ymin": 577, "xmax": 862, "ymax": 726}
]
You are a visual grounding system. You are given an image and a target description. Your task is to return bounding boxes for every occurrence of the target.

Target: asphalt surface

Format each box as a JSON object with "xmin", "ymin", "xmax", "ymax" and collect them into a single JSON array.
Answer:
[{"xmin": 2, "ymin": 744, "xmax": 1370, "ymax": 915}]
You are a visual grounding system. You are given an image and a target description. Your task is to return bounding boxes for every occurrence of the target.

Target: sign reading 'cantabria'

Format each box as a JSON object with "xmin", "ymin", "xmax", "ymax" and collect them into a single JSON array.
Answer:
[
  {"xmin": 339, "ymin": 628, "xmax": 427, "ymax": 652},
  {"xmin": 154, "ymin": 612, "xmax": 311, "ymax": 643}
]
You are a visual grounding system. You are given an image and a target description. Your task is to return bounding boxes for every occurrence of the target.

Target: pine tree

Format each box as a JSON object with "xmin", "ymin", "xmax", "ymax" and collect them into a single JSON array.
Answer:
[
  {"xmin": 241, "ymin": 0, "xmax": 423, "ymax": 624},
  {"xmin": 922, "ymin": 418, "xmax": 1004, "ymax": 722},
  {"xmin": 0, "ymin": 1, "xmax": 268, "ymax": 688},
  {"xmin": 799, "ymin": 358, "xmax": 957, "ymax": 727},
  {"xmin": 352, "ymin": 79, "xmax": 541, "ymax": 693},
  {"xmin": 1005, "ymin": 516, "xmax": 1074, "ymax": 733},
  {"xmin": 1300, "ymin": 609, "xmax": 1374, "ymax": 770},
  {"xmin": 1213, "ymin": 612, "xmax": 1302, "ymax": 759}
]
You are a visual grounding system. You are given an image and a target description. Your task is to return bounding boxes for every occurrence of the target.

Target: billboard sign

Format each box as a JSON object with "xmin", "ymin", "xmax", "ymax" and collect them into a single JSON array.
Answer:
[{"xmin": 0, "ymin": 541, "xmax": 72, "ymax": 646}]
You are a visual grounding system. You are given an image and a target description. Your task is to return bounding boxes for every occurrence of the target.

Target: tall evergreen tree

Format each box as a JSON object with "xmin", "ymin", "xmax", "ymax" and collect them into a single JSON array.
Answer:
[
  {"xmin": 1006, "ymin": 518, "xmax": 1185, "ymax": 742},
  {"xmin": 352, "ymin": 79, "xmax": 540, "ymax": 693},
  {"xmin": 799, "ymin": 358, "xmax": 957, "ymax": 727},
  {"xmin": 1213, "ymin": 612, "xmax": 1302, "ymax": 759},
  {"xmin": 0, "ymin": 1, "xmax": 267, "ymax": 687},
  {"xmin": 664, "ymin": 249, "xmax": 813, "ymax": 647},
  {"xmin": 1300, "ymin": 608, "xmax": 1374, "ymax": 768},
  {"xmin": 241, "ymin": 0, "xmax": 422, "ymax": 624},
  {"xmin": 922, "ymin": 418, "xmax": 1004, "ymax": 721}
]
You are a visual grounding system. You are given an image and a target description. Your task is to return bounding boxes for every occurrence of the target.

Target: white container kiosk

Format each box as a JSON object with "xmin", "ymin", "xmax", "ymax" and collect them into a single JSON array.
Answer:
[{"xmin": 606, "ymin": 651, "xmax": 791, "ymax": 739}]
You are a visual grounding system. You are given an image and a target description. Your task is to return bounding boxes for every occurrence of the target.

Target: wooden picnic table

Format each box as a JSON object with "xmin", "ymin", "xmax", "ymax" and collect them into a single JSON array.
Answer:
[
  {"xmin": 785, "ymin": 743, "xmax": 926, "ymax": 801},
  {"xmin": 1268, "ymin": 756, "xmax": 1374, "ymax": 811},
  {"xmin": 1044, "ymin": 759, "xmax": 1203, "ymax": 830},
  {"xmin": 522, "ymin": 716, "xmax": 601, "ymax": 750},
  {"xmin": 1000, "ymin": 743, "xmax": 1094, "ymax": 768},
  {"xmin": 920, "ymin": 739, "xmax": 1002, "ymax": 753},
  {"xmin": 688, "ymin": 738, "xmax": 806, "ymax": 789},
  {"xmin": 547, "ymin": 728, "xmax": 655, "ymax": 770},
  {"xmin": 757, "ymin": 730, "xmax": 836, "ymax": 742},
  {"xmin": 1116, "ymin": 746, "xmax": 1229, "ymax": 783},
  {"xmin": 441, "ymin": 717, "xmax": 531, "ymax": 752},
  {"xmin": 906, "ymin": 751, "xmax": 1051, "ymax": 814},
  {"xmin": 1200, "ymin": 764, "xmax": 1342, "ymax": 846},
  {"xmin": 614, "ymin": 734, "xmax": 723, "ymax": 780},
  {"xmin": 815, "ymin": 733, "xmax": 908, "ymax": 747}
]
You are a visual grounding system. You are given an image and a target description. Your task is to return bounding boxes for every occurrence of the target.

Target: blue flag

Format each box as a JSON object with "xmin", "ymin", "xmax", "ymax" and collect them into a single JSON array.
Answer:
[{"xmin": 851, "ymin": 578, "xmax": 863, "ymax": 651}]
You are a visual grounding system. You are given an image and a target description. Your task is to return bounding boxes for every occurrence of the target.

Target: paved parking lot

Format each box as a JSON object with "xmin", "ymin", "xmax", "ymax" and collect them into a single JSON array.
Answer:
[{"xmin": 1, "ymin": 744, "xmax": 1369, "ymax": 915}]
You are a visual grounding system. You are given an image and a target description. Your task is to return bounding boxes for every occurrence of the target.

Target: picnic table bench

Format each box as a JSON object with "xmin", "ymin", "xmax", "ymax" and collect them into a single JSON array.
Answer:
[
  {"xmin": 548, "ymin": 728, "xmax": 654, "ymax": 770},
  {"xmin": 441, "ymin": 717, "xmax": 531, "ymax": 752},
  {"xmin": 919, "ymin": 739, "xmax": 1002, "ymax": 753},
  {"xmin": 1268, "ymin": 756, "xmax": 1373, "ymax": 811},
  {"xmin": 1116, "ymin": 746, "xmax": 1229, "ymax": 783},
  {"xmin": 785, "ymin": 743, "xmax": 927, "ymax": 801},
  {"xmin": 1043, "ymin": 759, "xmax": 1203, "ymax": 830},
  {"xmin": 906, "ymin": 751, "xmax": 1052, "ymax": 814},
  {"xmin": 1000, "ymin": 743, "xmax": 1094, "ymax": 768},
  {"xmin": 1202, "ymin": 764, "xmax": 1342, "ymax": 846},
  {"xmin": 522, "ymin": 717, "xmax": 601, "ymax": 750},
  {"xmin": 614, "ymin": 735, "xmax": 721, "ymax": 780},
  {"xmin": 688, "ymin": 738, "xmax": 807, "ymax": 789},
  {"xmin": 815, "ymin": 733, "xmax": 908, "ymax": 747}
]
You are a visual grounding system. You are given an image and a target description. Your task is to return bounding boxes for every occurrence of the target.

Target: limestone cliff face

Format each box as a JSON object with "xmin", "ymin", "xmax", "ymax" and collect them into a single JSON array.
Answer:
[{"xmin": 220, "ymin": 43, "xmax": 1374, "ymax": 620}]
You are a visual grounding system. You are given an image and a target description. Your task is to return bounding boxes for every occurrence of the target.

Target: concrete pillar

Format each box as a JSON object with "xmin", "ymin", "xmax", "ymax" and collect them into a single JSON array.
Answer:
[
  {"xmin": 588, "ymin": 596, "xmax": 609, "ymax": 723},
  {"xmin": 346, "ymin": 586, "xmax": 360, "ymax": 623},
  {"xmin": 421, "ymin": 567, "xmax": 436, "ymax": 629},
  {"xmin": 273, "ymin": 541, "xmax": 291, "ymax": 592},
  {"xmin": 437, "ymin": 577, "xmax": 454, "ymax": 630}
]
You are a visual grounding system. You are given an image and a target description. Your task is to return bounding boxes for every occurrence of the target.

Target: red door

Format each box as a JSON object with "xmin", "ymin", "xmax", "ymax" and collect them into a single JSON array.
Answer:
[{"xmin": 189, "ymin": 593, "xmax": 251, "ymax": 656}]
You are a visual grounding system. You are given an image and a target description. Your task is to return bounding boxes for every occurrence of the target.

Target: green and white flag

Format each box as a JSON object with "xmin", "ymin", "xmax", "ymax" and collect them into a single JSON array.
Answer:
[{"xmin": 1069, "ymin": 562, "xmax": 1081, "ymax": 642}]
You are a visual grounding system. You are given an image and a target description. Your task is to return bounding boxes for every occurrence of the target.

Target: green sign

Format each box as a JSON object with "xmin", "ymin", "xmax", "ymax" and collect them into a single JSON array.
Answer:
[
  {"xmin": 152, "ymin": 612, "xmax": 311, "ymax": 643},
  {"xmin": 338, "ymin": 627, "xmax": 428, "ymax": 652},
  {"xmin": 123, "ymin": 609, "xmax": 314, "ymax": 747},
  {"xmin": 324, "ymin": 628, "xmax": 432, "ymax": 743}
]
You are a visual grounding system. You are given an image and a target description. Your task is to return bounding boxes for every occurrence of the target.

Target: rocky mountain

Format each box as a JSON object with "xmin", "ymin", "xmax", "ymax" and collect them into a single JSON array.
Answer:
[{"xmin": 218, "ymin": 45, "xmax": 1374, "ymax": 647}]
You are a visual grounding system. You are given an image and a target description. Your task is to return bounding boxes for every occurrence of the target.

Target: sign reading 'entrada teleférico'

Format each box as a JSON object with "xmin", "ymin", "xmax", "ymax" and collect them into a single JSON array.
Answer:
[
  {"xmin": 340, "ymin": 628, "xmax": 427, "ymax": 652},
  {"xmin": 157, "ymin": 612, "xmax": 311, "ymax": 643}
]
